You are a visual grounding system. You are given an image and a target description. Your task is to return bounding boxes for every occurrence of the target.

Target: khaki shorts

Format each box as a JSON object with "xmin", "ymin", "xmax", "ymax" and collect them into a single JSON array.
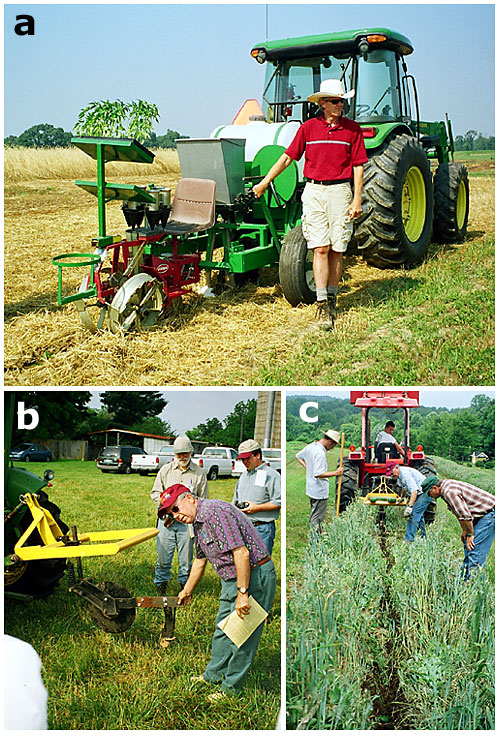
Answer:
[{"xmin": 301, "ymin": 181, "xmax": 353, "ymax": 252}]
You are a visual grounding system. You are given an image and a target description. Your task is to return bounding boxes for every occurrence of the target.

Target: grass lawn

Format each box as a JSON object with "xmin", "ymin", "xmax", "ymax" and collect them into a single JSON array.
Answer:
[{"xmin": 5, "ymin": 461, "xmax": 281, "ymax": 730}]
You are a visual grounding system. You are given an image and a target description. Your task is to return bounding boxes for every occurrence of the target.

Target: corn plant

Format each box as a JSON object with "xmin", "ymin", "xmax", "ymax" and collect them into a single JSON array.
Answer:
[{"xmin": 74, "ymin": 99, "xmax": 160, "ymax": 142}]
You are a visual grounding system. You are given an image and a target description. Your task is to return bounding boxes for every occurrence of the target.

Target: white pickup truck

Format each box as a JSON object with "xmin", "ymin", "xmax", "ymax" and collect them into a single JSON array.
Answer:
[
  {"xmin": 131, "ymin": 446, "xmax": 175, "ymax": 475},
  {"xmin": 194, "ymin": 446, "xmax": 238, "ymax": 480},
  {"xmin": 232, "ymin": 448, "xmax": 282, "ymax": 477}
]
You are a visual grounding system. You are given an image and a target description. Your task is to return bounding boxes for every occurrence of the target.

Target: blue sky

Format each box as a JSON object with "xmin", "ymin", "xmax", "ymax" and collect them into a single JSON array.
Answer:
[
  {"xmin": 287, "ymin": 389, "xmax": 495, "ymax": 410},
  {"xmin": 4, "ymin": 4, "xmax": 494, "ymax": 138},
  {"xmin": 89, "ymin": 390, "xmax": 259, "ymax": 435}
]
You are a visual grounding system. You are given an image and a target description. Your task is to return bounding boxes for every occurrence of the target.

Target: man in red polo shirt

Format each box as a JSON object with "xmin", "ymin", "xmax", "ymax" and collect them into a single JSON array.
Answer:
[{"xmin": 253, "ymin": 79, "xmax": 367, "ymax": 330}]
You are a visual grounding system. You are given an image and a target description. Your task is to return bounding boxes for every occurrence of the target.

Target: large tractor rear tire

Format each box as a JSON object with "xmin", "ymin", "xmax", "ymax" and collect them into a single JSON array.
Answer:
[
  {"xmin": 5, "ymin": 493, "xmax": 68, "ymax": 598},
  {"xmin": 336, "ymin": 459, "xmax": 360, "ymax": 513},
  {"xmin": 433, "ymin": 162, "xmax": 469, "ymax": 243},
  {"xmin": 355, "ymin": 133, "xmax": 434, "ymax": 268},
  {"xmin": 413, "ymin": 457, "xmax": 438, "ymax": 524},
  {"xmin": 279, "ymin": 225, "xmax": 316, "ymax": 306}
]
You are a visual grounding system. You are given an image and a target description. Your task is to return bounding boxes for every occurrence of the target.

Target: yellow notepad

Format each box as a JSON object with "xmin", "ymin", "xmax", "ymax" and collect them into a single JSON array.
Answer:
[{"xmin": 217, "ymin": 596, "xmax": 268, "ymax": 648}]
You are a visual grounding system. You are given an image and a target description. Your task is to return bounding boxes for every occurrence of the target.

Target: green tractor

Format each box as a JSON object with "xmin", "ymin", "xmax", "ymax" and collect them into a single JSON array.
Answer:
[
  {"xmin": 251, "ymin": 28, "xmax": 469, "ymax": 304},
  {"xmin": 4, "ymin": 394, "xmax": 180, "ymax": 639},
  {"xmin": 248, "ymin": 27, "xmax": 469, "ymax": 302},
  {"xmin": 54, "ymin": 28, "xmax": 469, "ymax": 330}
]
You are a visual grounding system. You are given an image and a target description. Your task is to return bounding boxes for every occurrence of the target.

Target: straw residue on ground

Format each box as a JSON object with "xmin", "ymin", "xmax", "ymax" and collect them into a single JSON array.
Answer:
[{"xmin": 4, "ymin": 149, "xmax": 495, "ymax": 386}]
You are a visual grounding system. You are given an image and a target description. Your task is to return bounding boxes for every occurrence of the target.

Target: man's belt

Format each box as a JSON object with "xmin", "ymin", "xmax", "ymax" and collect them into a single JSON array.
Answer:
[
  {"xmin": 254, "ymin": 555, "xmax": 271, "ymax": 567},
  {"xmin": 473, "ymin": 507, "xmax": 495, "ymax": 524},
  {"xmin": 252, "ymin": 520, "xmax": 273, "ymax": 527},
  {"xmin": 305, "ymin": 178, "xmax": 351, "ymax": 185}
]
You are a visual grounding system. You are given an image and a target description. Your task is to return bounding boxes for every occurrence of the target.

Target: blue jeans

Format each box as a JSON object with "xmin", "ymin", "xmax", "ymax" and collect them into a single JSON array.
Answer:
[
  {"xmin": 154, "ymin": 519, "xmax": 193, "ymax": 587},
  {"xmin": 203, "ymin": 559, "xmax": 276, "ymax": 694},
  {"xmin": 405, "ymin": 492, "xmax": 434, "ymax": 541},
  {"xmin": 462, "ymin": 508, "xmax": 495, "ymax": 581},
  {"xmin": 254, "ymin": 521, "xmax": 276, "ymax": 555}
]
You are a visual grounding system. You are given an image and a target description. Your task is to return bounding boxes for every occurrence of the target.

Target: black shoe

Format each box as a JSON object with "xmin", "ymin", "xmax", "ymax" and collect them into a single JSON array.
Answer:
[{"xmin": 156, "ymin": 582, "xmax": 168, "ymax": 596}]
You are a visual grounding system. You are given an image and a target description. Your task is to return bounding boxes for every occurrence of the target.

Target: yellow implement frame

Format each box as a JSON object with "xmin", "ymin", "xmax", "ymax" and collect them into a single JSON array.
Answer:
[
  {"xmin": 13, "ymin": 493, "xmax": 158, "ymax": 562},
  {"xmin": 359, "ymin": 476, "xmax": 407, "ymax": 507}
]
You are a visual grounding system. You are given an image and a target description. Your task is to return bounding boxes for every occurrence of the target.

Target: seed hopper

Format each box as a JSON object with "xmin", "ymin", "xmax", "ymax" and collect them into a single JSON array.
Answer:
[{"xmin": 53, "ymin": 134, "xmax": 298, "ymax": 332}]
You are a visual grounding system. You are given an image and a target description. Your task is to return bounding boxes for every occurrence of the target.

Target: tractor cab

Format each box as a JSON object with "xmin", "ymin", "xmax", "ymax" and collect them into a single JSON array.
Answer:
[{"xmin": 251, "ymin": 28, "xmax": 416, "ymax": 131}]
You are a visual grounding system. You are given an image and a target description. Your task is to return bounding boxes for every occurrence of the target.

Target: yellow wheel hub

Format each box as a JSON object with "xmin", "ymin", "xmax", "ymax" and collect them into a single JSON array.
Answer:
[
  {"xmin": 401, "ymin": 166, "xmax": 426, "ymax": 242},
  {"xmin": 456, "ymin": 179, "xmax": 467, "ymax": 229}
]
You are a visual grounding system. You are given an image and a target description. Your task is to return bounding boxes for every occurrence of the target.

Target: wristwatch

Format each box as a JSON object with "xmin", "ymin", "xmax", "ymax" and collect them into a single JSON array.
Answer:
[{"xmin": 237, "ymin": 586, "xmax": 248, "ymax": 594}]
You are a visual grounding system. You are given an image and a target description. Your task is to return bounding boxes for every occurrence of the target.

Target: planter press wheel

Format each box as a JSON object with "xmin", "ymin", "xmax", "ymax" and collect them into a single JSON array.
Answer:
[
  {"xmin": 108, "ymin": 273, "xmax": 164, "ymax": 334},
  {"xmin": 87, "ymin": 581, "xmax": 136, "ymax": 633}
]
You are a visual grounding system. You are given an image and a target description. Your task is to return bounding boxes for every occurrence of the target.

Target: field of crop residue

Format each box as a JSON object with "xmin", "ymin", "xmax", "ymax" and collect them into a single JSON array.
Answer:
[
  {"xmin": 4, "ymin": 148, "xmax": 494, "ymax": 386},
  {"xmin": 286, "ymin": 444, "xmax": 495, "ymax": 730}
]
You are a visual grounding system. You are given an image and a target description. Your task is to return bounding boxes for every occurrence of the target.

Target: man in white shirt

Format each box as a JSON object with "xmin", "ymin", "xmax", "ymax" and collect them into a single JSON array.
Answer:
[
  {"xmin": 296, "ymin": 430, "xmax": 343, "ymax": 533},
  {"xmin": 375, "ymin": 421, "xmax": 404, "ymax": 460}
]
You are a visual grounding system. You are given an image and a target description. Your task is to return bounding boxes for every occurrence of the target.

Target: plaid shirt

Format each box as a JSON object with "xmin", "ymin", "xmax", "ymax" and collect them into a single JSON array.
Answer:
[
  {"xmin": 193, "ymin": 499, "xmax": 269, "ymax": 580},
  {"xmin": 440, "ymin": 479, "xmax": 495, "ymax": 521}
]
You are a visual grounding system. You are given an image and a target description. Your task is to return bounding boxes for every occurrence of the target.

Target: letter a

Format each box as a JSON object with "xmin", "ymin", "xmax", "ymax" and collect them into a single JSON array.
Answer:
[{"xmin": 15, "ymin": 15, "xmax": 35, "ymax": 36}]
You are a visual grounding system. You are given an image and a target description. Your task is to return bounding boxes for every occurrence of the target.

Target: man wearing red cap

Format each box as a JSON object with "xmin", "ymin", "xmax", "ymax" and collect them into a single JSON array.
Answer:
[
  {"xmin": 232, "ymin": 439, "xmax": 281, "ymax": 555},
  {"xmin": 150, "ymin": 436, "xmax": 207, "ymax": 605},
  {"xmin": 158, "ymin": 483, "xmax": 276, "ymax": 699}
]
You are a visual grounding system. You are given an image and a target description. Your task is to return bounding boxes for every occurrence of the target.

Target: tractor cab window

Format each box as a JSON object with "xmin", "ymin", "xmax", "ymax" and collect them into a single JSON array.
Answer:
[
  {"xmin": 263, "ymin": 55, "xmax": 354, "ymax": 123},
  {"xmin": 355, "ymin": 49, "xmax": 402, "ymax": 123}
]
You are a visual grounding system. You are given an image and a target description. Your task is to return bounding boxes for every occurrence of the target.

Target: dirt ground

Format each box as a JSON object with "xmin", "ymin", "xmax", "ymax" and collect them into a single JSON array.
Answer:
[{"xmin": 4, "ymin": 161, "xmax": 494, "ymax": 386}]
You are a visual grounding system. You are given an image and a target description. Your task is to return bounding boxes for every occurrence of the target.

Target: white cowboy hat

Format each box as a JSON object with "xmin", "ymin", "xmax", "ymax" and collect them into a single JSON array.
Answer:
[
  {"xmin": 307, "ymin": 79, "xmax": 355, "ymax": 104},
  {"xmin": 322, "ymin": 429, "xmax": 341, "ymax": 444}
]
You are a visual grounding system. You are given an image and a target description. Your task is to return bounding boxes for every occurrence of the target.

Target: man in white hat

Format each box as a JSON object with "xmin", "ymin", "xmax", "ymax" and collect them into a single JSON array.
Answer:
[
  {"xmin": 150, "ymin": 435, "xmax": 208, "ymax": 605},
  {"xmin": 253, "ymin": 79, "xmax": 367, "ymax": 330},
  {"xmin": 295, "ymin": 429, "xmax": 344, "ymax": 533},
  {"xmin": 232, "ymin": 439, "xmax": 281, "ymax": 554}
]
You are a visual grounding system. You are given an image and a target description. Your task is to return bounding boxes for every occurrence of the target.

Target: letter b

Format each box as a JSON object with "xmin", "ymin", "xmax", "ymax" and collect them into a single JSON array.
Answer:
[{"xmin": 17, "ymin": 402, "xmax": 39, "ymax": 430}]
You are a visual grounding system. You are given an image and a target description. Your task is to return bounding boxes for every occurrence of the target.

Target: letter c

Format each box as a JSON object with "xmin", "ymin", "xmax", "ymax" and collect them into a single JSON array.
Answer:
[{"xmin": 299, "ymin": 401, "xmax": 318, "ymax": 423}]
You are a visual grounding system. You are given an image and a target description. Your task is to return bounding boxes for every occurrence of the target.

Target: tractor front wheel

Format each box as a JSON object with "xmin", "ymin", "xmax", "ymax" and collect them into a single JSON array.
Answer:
[
  {"xmin": 279, "ymin": 225, "xmax": 316, "ymax": 306},
  {"xmin": 355, "ymin": 133, "xmax": 434, "ymax": 268},
  {"xmin": 433, "ymin": 162, "xmax": 470, "ymax": 243}
]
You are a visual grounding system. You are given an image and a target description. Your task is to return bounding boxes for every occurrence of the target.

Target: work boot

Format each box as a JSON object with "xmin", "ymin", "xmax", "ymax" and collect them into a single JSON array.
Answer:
[
  {"xmin": 315, "ymin": 300, "xmax": 333, "ymax": 331},
  {"xmin": 156, "ymin": 582, "xmax": 168, "ymax": 596},
  {"xmin": 327, "ymin": 293, "xmax": 337, "ymax": 322}
]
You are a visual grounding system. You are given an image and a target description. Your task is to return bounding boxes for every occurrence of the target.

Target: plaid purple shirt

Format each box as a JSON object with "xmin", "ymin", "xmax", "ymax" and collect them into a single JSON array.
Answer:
[
  {"xmin": 193, "ymin": 498, "xmax": 269, "ymax": 580},
  {"xmin": 440, "ymin": 479, "xmax": 495, "ymax": 521}
]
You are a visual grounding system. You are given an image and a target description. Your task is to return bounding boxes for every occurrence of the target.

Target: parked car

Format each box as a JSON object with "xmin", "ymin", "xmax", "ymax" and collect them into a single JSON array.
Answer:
[
  {"xmin": 262, "ymin": 448, "xmax": 282, "ymax": 473},
  {"xmin": 232, "ymin": 447, "xmax": 282, "ymax": 477},
  {"xmin": 131, "ymin": 446, "xmax": 175, "ymax": 475},
  {"xmin": 9, "ymin": 443, "xmax": 53, "ymax": 462},
  {"xmin": 194, "ymin": 447, "xmax": 238, "ymax": 480},
  {"xmin": 96, "ymin": 445, "xmax": 141, "ymax": 474}
]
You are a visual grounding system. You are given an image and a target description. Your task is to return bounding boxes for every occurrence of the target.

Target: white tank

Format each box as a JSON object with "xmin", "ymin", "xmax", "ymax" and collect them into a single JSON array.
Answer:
[{"xmin": 210, "ymin": 120, "xmax": 301, "ymax": 163}]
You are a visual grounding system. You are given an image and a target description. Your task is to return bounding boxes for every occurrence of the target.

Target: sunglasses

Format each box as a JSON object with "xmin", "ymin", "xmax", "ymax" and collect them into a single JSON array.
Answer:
[
  {"xmin": 167, "ymin": 504, "xmax": 181, "ymax": 519},
  {"xmin": 326, "ymin": 98, "xmax": 344, "ymax": 104}
]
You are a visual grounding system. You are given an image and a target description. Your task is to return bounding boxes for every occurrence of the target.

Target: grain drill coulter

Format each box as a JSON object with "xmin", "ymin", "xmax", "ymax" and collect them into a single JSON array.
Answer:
[
  {"xmin": 4, "ymin": 395, "xmax": 179, "ymax": 641},
  {"xmin": 339, "ymin": 390, "xmax": 437, "ymax": 530},
  {"xmin": 53, "ymin": 28, "xmax": 469, "ymax": 331}
]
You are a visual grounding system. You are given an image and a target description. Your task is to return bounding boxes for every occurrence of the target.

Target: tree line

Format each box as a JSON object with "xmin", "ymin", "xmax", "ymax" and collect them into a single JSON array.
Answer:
[
  {"xmin": 4, "ymin": 124, "xmax": 188, "ymax": 149},
  {"xmin": 287, "ymin": 394, "xmax": 495, "ymax": 465},
  {"xmin": 454, "ymin": 130, "xmax": 495, "ymax": 151},
  {"xmin": 9, "ymin": 391, "xmax": 256, "ymax": 450}
]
